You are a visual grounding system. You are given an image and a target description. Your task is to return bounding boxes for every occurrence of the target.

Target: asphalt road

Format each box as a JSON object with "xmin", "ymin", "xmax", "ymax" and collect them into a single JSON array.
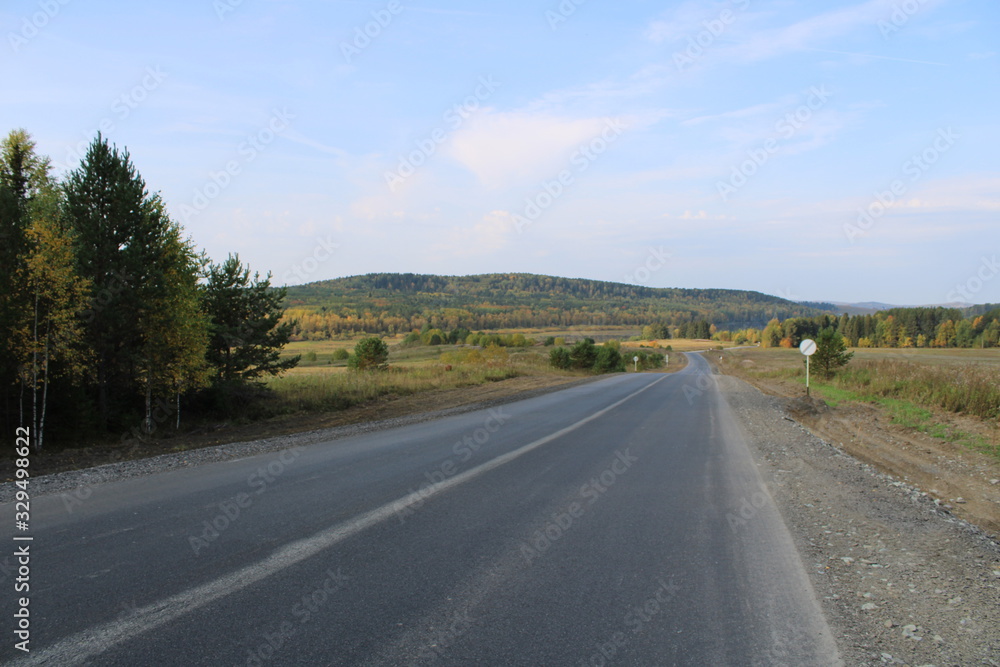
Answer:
[{"xmin": 2, "ymin": 354, "xmax": 840, "ymax": 666}]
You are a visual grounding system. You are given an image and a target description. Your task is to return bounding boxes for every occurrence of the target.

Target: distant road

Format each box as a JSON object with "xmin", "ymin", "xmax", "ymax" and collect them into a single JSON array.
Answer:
[{"xmin": 4, "ymin": 354, "xmax": 839, "ymax": 666}]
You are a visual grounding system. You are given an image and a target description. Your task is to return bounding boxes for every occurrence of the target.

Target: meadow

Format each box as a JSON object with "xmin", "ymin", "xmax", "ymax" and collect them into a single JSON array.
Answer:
[
  {"xmin": 721, "ymin": 346, "xmax": 1000, "ymax": 459},
  {"xmin": 268, "ymin": 329, "xmax": 693, "ymax": 415}
]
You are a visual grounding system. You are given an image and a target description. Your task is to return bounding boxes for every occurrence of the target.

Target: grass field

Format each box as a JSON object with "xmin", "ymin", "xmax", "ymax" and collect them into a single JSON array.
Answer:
[
  {"xmin": 721, "ymin": 347, "xmax": 1000, "ymax": 460},
  {"xmin": 269, "ymin": 330, "xmax": 692, "ymax": 415}
]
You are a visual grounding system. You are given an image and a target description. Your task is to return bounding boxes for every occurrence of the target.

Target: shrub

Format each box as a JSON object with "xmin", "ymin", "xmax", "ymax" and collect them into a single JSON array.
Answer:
[
  {"xmin": 570, "ymin": 339, "xmax": 597, "ymax": 369},
  {"xmin": 331, "ymin": 348, "xmax": 350, "ymax": 361},
  {"xmin": 593, "ymin": 346, "xmax": 624, "ymax": 373},
  {"xmin": 549, "ymin": 347, "xmax": 572, "ymax": 369}
]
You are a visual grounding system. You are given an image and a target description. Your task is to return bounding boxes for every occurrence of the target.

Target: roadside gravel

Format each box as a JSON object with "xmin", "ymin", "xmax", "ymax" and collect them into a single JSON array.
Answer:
[{"xmin": 717, "ymin": 372, "xmax": 1000, "ymax": 666}]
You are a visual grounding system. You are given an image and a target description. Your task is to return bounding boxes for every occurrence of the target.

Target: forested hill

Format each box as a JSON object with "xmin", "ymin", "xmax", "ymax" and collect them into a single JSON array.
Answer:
[{"xmin": 282, "ymin": 273, "xmax": 837, "ymax": 336}]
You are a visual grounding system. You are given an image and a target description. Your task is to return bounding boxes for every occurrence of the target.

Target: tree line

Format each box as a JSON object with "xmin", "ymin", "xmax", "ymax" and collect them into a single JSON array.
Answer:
[
  {"xmin": 0, "ymin": 130, "xmax": 297, "ymax": 450},
  {"xmin": 754, "ymin": 308, "xmax": 1000, "ymax": 349},
  {"xmin": 281, "ymin": 272, "xmax": 832, "ymax": 337}
]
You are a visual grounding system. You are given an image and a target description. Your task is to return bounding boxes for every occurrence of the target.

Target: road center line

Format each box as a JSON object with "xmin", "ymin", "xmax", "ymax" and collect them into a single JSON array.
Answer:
[{"xmin": 27, "ymin": 374, "xmax": 667, "ymax": 665}]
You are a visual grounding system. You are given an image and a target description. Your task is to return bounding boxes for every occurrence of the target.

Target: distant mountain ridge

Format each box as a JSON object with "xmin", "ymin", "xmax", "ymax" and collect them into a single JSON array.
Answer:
[{"xmin": 283, "ymin": 272, "xmax": 834, "ymax": 332}]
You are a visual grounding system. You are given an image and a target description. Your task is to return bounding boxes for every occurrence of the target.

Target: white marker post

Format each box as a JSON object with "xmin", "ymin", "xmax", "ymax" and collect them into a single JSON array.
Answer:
[
  {"xmin": 799, "ymin": 338, "xmax": 817, "ymax": 397},
  {"xmin": 633, "ymin": 355, "xmax": 639, "ymax": 372}
]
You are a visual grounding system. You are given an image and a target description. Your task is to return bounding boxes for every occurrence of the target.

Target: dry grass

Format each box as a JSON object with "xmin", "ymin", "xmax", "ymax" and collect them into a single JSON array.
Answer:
[{"xmin": 267, "ymin": 364, "xmax": 520, "ymax": 413}]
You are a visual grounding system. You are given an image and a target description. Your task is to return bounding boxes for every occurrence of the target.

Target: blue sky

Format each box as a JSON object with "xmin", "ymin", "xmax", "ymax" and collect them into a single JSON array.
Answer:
[{"xmin": 3, "ymin": 0, "xmax": 998, "ymax": 305}]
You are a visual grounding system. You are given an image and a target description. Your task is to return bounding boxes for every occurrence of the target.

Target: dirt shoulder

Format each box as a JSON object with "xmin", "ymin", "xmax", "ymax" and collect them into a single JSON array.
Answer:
[
  {"xmin": 713, "ymin": 355, "xmax": 1000, "ymax": 538},
  {"xmin": 716, "ymin": 370, "xmax": 1000, "ymax": 666}
]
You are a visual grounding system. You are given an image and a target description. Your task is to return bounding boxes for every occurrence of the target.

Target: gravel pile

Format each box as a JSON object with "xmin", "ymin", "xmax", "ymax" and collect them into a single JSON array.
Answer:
[{"xmin": 718, "ymin": 373, "xmax": 1000, "ymax": 666}]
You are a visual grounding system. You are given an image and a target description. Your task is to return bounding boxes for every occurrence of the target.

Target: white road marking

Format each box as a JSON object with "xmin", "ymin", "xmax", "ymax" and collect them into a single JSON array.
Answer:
[{"xmin": 26, "ymin": 375, "xmax": 667, "ymax": 665}]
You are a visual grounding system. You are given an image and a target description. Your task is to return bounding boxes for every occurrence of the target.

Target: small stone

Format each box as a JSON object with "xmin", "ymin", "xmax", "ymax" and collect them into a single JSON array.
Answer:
[
  {"xmin": 841, "ymin": 557, "xmax": 855, "ymax": 564},
  {"xmin": 861, "ymin": 602, "xmax": 877, "ymax": 611},
  {"xmin": 948, "ymin": 596, "xmax": 962, "ymax": 605},
  {"xmin": 884, "ymin": 619, "xmax": 895, "ymax": 628},
  {"xmin": 990, "ymin": 478, "xmax": 999, "ymax": 485},
  {"xmin": 932, "ymin": 635, "xmax": 944, "ymax": 643},
  {"xmin": 953, "ymin": 497, "xmax": 965, "ymax": 504}
]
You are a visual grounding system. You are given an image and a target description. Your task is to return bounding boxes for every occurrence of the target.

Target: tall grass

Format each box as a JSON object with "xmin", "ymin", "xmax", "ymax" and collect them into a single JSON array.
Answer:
[{"xmin": 830, "ymin": 360, "xmax": 1000, "ymax": 420}]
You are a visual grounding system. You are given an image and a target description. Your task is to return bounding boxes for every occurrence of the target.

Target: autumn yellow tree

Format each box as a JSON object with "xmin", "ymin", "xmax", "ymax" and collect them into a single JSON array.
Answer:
[{"xmin": 15, "ymin": 214, "xmax": 91, "ymax": 450}]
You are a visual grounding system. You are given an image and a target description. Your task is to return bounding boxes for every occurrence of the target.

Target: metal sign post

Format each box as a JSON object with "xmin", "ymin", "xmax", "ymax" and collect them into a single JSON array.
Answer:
[
  {"xmin": 633, "ymin": 355, "xmax": 639, "ymax": 372},
  {"xmin": 799, "ymin": 338, "xmax": 817, "ymax": 397}
]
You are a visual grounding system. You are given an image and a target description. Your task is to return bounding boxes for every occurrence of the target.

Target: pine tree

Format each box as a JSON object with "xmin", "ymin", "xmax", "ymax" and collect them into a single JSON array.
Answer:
[
  {"xmin": 812, "ymin": 327, "xmax": 853, "ymax": 379},
  {"xmin": 64, "ymin": 134, "xmax": 208, "ymax": 430},
  {"xmin": 203, "ymin": 254, "xmax": 299, "ymax": 385}
]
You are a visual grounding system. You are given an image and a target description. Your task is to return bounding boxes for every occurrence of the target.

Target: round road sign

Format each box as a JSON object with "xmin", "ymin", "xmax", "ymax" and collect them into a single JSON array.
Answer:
[{"xmin": 799, "ymin": 339, "xmax": 817, "ymax": 356}]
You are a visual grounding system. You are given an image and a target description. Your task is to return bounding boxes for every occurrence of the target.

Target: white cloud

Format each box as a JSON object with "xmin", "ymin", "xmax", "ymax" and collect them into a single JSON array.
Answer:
[{"xmin": 447, "ymin": 111, "xmax": 610, "ymax": 189}]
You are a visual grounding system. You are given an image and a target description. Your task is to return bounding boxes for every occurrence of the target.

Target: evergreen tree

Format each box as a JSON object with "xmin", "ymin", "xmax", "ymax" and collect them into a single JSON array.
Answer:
[
  {"xmin": 65, "ymin": 135, "xmax": 182, "ymax": 428},
  {"xmin": 812, "ymin": 327, "xmax": 853, "ymax": 379},
  {"xmin": 203, "ymin": 254, "xmax": 299, "ymax": 384},
  {"xmin": 350, "ymin": 337, "xmax": 389, "ymax": 371}
]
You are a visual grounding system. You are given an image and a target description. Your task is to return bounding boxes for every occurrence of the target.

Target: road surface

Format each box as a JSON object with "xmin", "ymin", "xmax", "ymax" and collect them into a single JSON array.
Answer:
[{"xmin": 3, "ymin": 354, "xmax": 840, "ymax": 665}]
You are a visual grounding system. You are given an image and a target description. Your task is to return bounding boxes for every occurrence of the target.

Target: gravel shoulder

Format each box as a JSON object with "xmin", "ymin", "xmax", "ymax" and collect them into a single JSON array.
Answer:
[{"xmin": 716, "ymin": 370, "xmax": 1000, "ymax": 666}]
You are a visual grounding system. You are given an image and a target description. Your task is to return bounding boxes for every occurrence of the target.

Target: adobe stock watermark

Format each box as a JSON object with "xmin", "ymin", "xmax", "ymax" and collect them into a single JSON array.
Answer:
[
  {"xmin": 878, "ymin": 0, "xmax": 931, "ymax": 39},
  {"xmin": 55, "ymin": 67, "xmax": 167, "ymax": 172},
  {"xmin": 582, "ymin": 576, "xmax": 680, "ymax": 666},
  {"xmin": 947, "ymin": 256, "xmax": 999, "ymax": 304},
  {"xmin": 283, "ymin": 236, "xmax": 340, "ymax": 284},
  {"xmin": 519, "ymin": 448, "xmax": 638, "ymax": 564},
  {"xmin": 8, "ymin": 0, "xmax": 72, "ymax": 52},
  {"xmin": 514, "ymin": 118, "xmax": 627, "ymax": 234},
  {"xmin": 725, "ymin": 487, "xmax": 770, "ymax": 531},
  {"xmin": 178, "ymin": 108, "xmax": 294, "ymax": 224},
  {"xmin": 673, "ymin": 0, "xmax": 751, "ymax": 71},
  {"xmin": 340, "ymin": 0, "xmax": 404, "ymax": 63},
  {"xmin": 716, "ymin": 84, "xmax": 832, "ymax": 202},
  {"xmin": 214, "ymin": 0, "xmax": 248, "ymax": 21},
  {"xmin": 683, "ymin": 372, "xmax": 715, "ymax": 405},
  {"xmin": 188, "ymin": 446, "xmax": 303, "ymax": 556},
  {"xmin": 546, "ymin": 0, "xmax": 586, "ymax": 30},
  {"xmin": 384, "ymin": 75, "xmax": 501, "ymax": 192},
  {"xmin": 623, "ymin": 246, "xmax": 671, "ymax": 284},
  {"xmin": 844, "ymin": 127, "xmax": 958, "ymax": 244},
  {"xmin": 245, "ymin": 566, "xmax": 349, "ymax": 666},
  {"xmin": 393, "ymin": 407, "xmax": 513, "ymax": 523}
]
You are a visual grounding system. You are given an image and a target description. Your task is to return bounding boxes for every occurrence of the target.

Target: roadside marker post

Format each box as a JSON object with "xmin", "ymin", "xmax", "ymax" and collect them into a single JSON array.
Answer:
[
  {"xmin": 633, "ymin": 356, "xmax": 638, "ymax": 372},
  {"xmin": 799, "ymin": 338, "xmax": 817, "ymax": 397}
]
